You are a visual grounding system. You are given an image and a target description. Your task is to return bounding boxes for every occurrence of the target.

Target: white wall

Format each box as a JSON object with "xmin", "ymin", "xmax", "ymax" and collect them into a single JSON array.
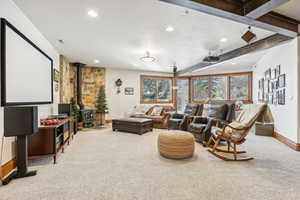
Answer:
[
  {"xmin": 105, "ymin": 68, "xmax": 173, "ymax": 119},
  {"xmin": 0, "ymin": 0, "xmax": 60, "ymax": 165},
  {"xmin": 253, "ymin": 38, "xmax": 300, "ymax": 143}
]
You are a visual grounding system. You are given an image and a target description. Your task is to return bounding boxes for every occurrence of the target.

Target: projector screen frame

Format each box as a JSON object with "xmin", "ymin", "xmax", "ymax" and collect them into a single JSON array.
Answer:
[{"xmin": 0, "ymin": 18, "xmax": 53, "ymax": 107}]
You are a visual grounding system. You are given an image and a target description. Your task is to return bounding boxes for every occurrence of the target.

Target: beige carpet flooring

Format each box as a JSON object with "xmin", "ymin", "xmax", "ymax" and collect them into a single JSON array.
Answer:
[{"xmin": 1, "ymin": 128, "xmax": 300, "ymax": 200}]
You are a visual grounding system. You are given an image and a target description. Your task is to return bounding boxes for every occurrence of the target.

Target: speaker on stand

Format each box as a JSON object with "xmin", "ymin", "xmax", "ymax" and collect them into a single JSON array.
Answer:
[{"xmin": 2, "ymin": 106, "xmax": 38, "ymax": 185}]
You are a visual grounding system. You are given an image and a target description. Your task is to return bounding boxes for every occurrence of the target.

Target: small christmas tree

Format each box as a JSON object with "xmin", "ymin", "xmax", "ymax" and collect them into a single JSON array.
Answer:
[
  {"xmin": 95, "ymin": 85, "xmax": 108, "ymax": 126},
  {"xmin": 70, "ymin": 97, "xmax": 79, "ymax": 121}
]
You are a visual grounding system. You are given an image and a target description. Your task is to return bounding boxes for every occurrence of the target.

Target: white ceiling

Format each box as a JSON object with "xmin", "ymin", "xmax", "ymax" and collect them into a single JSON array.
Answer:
[
  {"xmin": 274, "ymin": 0, "xmax": 300, "ymax": 21},
  {"xmin": 13, "ymin": 0, "xmax": 274, "ymax": 72}
]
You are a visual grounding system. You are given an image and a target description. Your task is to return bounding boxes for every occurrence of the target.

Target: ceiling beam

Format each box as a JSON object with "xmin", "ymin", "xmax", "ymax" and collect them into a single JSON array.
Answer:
[
  {"xmin": 177, "ymin": 34, "xmax": 291, "ymax": 75},
  {"xmin": 159, "ymin": 0, "xmax": 299, "ymax": 37},
  {"xmin": 244, "ymin": 0, "xmax": 289, "ymax": 19}
]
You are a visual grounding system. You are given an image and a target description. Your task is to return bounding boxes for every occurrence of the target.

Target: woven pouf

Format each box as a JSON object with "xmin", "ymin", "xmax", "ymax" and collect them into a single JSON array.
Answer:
[{"xmin": 157, "ymin": 130, "xmax": 195, "ymax": 159}]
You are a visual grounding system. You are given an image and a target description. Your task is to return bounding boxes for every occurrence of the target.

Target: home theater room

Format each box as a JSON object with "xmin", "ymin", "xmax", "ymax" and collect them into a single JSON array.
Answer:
[{"xmin": 0, "ymin": 0, "xmax": 300, "ymax": 199}]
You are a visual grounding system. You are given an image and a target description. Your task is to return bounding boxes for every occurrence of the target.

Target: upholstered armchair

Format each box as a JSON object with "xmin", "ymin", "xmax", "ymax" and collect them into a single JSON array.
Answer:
[
  {"xmin": 168, "ymin": 103, "xmax": 202, "ymax": 130},
  {"xmin": 188, "ymin": 103, "xmax": 235, "ymax": 144}
]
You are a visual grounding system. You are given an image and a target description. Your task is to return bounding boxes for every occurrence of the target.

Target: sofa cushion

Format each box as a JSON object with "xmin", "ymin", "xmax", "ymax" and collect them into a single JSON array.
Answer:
[
  {"xmin": 150, "ymin": 106, "xmax": 163, "ymax": 116},
  {"xmin": 202, "ymin": 104, "xmax": 209, "ymax": 117},
  {"xmin": 225, "ymin": 103, "xmax": 235, "ymax": 122},
  {"xmin": 147, "ymin": 115, "xmax": 163, "ymax": 122},
  {"xmin": 195, "ymin": 104, "xmax": 204, "ymax": 116},
  {"xmin": 207, "ymin": 104, "xmax": 227, "ymax": 120}
]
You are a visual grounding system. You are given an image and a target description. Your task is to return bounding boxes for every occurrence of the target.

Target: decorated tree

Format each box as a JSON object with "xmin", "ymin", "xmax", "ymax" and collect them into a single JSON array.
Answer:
[
  {"xmin": 70, "ymin": 97, "xmax": 79, "ymax": 121},
  {"xmin": 95, "ymin": 85, "xmax": 108, "ymax": 126}
]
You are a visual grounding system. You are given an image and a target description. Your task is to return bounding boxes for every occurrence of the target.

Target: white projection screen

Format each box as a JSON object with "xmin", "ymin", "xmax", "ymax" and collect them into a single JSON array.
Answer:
[{"xmin": 1, "ymin": 18, "xmax": 53, "ymax": 106}]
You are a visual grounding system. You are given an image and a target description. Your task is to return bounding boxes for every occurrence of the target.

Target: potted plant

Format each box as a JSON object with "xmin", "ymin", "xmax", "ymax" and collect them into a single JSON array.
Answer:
[
  {"xmin": 70, "ymin": 97, "xmax": 81, "ymax": 131},
  {"xmin": 95, "ymin": 85, "xmax": 108, "ymax": 127}
]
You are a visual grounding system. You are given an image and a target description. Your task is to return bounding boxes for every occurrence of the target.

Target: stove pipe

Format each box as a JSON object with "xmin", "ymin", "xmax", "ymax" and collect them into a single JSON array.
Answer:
[{"xmin": 72, "ymin": 62, "xmax": 86, "ymax": 110}]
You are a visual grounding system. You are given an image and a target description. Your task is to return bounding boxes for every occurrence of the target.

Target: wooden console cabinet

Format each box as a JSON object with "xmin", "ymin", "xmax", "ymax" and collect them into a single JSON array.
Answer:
[{"xmin": 28, "ymin": 117, "xmax": 75, "ymax": 164}]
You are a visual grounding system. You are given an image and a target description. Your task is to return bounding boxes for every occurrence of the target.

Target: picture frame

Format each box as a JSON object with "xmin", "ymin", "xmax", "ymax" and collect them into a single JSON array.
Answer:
[
  {"xmin": 264, "ymin": 79, "xmax": 269, "ymax": 93},
  {"xmin": 124, "ymin": 87, "xmax": 134, "ymax": 95},
  {"xmin": 265, "ymin": 68, "xmax": 271, "ymax": 80},
  {"xmin": 268, "ymin": 94, "xmax": 273, "ymax": 104},
  {"xmin": 278, "ymin": 74, "xmax": 286, "ymax": 88},
  {"xmin": 269, "ymin": 81, "xmax": 273, "ymax": 93},
  {"xmin": 271, "ymin": 69, "xmax": 276, "ymax": 80},
  {"xmin": 275, "ymin": 65, "xmax": 281, "ymax": 78},
  {"xmin": 273, "ymin": 92, "xmax": 277, "ymax": 105},
  {"xmin": 278, "ymin": 89, "xmax": 285, "ymax": 105},
  {"xmin": 54, "ymin": 69, "xmax": 60, "ymax": 83}
]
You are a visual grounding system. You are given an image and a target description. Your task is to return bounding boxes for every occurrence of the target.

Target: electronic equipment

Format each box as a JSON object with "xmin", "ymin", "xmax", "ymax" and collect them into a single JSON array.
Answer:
[
  {"xmin": 58, "ymin": 104, "xmax": 72, "ymax": 116},
  {"xmin": 48, "ymin": 114, "xmax": 69, "ymax": 119},
  {"xmin": 2, "ymin": 106, "xmax": 38, "ymax": 185}
]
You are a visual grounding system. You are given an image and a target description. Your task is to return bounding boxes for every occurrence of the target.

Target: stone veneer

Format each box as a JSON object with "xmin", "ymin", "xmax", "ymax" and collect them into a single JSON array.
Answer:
[
  {"xmin": 59, "ymin": 55, "xmax": 75, "ymax": 103},
  {"xmin": 81, "ymin": 67, "xmax": 105, "ymax": 110},
  {"xmin": 59, "ymin": 55, "xmax": 105, "ymax": 109}
]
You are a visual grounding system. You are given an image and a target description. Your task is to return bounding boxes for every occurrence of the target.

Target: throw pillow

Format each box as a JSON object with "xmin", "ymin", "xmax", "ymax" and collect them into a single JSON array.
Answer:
[
  {"xmin": 150, "ymin": 106, "xmax": 163, "ymax": 116},
  {"xmin": 202, "ymin": 104, "xmax": 209, "ymax": 117}
]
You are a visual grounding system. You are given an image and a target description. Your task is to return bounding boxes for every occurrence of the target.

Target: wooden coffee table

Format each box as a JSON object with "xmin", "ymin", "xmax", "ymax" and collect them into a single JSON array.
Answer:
[{"xmin": 112, "ymin": 118, "xmax": 153, "ymax": 135}]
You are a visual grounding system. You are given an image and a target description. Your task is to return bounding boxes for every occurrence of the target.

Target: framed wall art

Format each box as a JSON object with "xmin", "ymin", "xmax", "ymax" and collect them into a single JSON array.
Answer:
[
  {"xmin": 259, "ymin": 64, "xmax": 286, "ymax": 105},
  {"xmin": 124, "ymin": 87, "xmax": 134, "ymax": 95},
  {"xmin": 265, "ymin": 68, "xmax": 271, "ymax": 80},
  {"xmin": 278, "ymin": 74, "xmax": 286, "ymax": 88},
  {"xmin": 54, "ymin": 69, "xmax": 60, "ymax": 83}
]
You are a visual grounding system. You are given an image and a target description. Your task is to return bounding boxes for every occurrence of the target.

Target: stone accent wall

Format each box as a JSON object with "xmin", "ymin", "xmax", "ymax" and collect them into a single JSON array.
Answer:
[
  {"xmin": 60, "ymin": 55, "xmax": 74, "ymax": 103},
  {"xmin": 82, "ymin": 67, "xmax": 105, "ymax": 110},
  {"xmin": 59, "ymin": 55, "xmax": 105, "ymax": 109}
]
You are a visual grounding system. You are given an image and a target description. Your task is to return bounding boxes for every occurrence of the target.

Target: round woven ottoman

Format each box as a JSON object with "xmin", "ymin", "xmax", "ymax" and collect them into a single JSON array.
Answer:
[{"xmin": 157, "ymin": 130, "xmax": 195, "ymax": 159}]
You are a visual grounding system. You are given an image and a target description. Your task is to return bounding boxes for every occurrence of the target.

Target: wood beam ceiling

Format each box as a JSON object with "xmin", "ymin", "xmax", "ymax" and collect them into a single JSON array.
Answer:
[
  {"xmin": 177, "ymin": 34, "xmax": 291, "ymax": 75},
  {"xmin": 159, "ymin": 0, "xmax": 299, "ymax": 37},
  {"xmin": 244, "ymin": 0, "xmax": 289, "ymax": 19}
]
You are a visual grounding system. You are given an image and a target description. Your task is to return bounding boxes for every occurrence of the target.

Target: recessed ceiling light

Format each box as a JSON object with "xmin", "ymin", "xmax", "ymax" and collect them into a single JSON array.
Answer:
[
  {"xmin": 232, "ymin": 62, "xmax": 236, "ymax": 65},
  {"xmin": 88, "ymin": 10, "xmax": 98, "ymax": 18},
  {"xmin": 166, "ymin": 26, "xmax": 175, "ymax": 32},
  {"xmin": 94, "ymin": 59, "xmax": 99, "ymax": 63},
  {"xmin": 220, "ymin": 37, "xmax": 228, "ymax": 43}
]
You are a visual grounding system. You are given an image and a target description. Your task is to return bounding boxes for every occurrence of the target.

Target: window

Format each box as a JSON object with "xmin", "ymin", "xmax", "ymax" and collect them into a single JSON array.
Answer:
[
  {"xmin": 211, "ymin": 76, "xmax": 227, "ymax": 100},
  {"xmin": 191, "ymin": 72, "xmax": 252, "ymax": 103},
  {"xmin": 176, "ymin": 79, "xmax": 189, "ymax": 113},
  {"xmin": 141, "ymin": 76, "xmax": 172, "ymax": 103},
  {"xmin": 230, "ymin": 75, "xmax": 249, "ymax": 100},
  {"xmin": 192, "ymin": 77, "xmax": 209, "ymax": 102}
]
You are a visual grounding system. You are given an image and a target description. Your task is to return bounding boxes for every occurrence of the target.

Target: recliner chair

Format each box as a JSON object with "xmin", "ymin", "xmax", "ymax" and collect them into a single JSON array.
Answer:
[
  {"xmin": 188, "ymin": 103, "xmax": 235, "ymax": 144},
  {"xmin": 168, "ymin": 103, "xmax": 203, "ymax": 130}
]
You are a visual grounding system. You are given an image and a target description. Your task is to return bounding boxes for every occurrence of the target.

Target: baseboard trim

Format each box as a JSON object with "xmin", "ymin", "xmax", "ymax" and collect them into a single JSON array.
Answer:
[
  {"xmin": 1, "ymin": 158, "xmax": 16, "ymax": 179},
  {"xmin": 273, "ymin": 132, "xmax": 300, "ymax": 151},
  {"xmin": 105, "ymin": 119, "xmax": 112, "ymax": 123}
]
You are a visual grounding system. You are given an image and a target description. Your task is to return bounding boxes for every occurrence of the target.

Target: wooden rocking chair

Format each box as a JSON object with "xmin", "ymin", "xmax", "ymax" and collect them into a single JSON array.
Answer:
[{"xmin": 207, "ymin": 104, "xmax": 267, "ymax": 161}]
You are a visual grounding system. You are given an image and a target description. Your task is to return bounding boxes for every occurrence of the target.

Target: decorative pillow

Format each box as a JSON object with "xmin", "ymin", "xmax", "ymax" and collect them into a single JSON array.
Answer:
[
  {"xmin": 202, "ymin": 104, "xmax": 209, "ymax": 117},
  {"xmin": 207, "ymin": 104, "xmax": 227, "ymax": 119},
  {"xmin": 224, "ymin": 121, "xmax": 246, "ymax": 140},
  {"xmin": 150, "ymin": 106, "xmax": 163, "ymax": 116},
  {"xmin": 184, "ymin": 103, "xmax": 198, "ymax": 115}
]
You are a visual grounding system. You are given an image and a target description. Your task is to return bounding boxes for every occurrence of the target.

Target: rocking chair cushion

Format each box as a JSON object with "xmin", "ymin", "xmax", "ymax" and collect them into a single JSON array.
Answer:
[{"xmin": 212, "ymin": 126, "xmax": 244, "ymax": 143}]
